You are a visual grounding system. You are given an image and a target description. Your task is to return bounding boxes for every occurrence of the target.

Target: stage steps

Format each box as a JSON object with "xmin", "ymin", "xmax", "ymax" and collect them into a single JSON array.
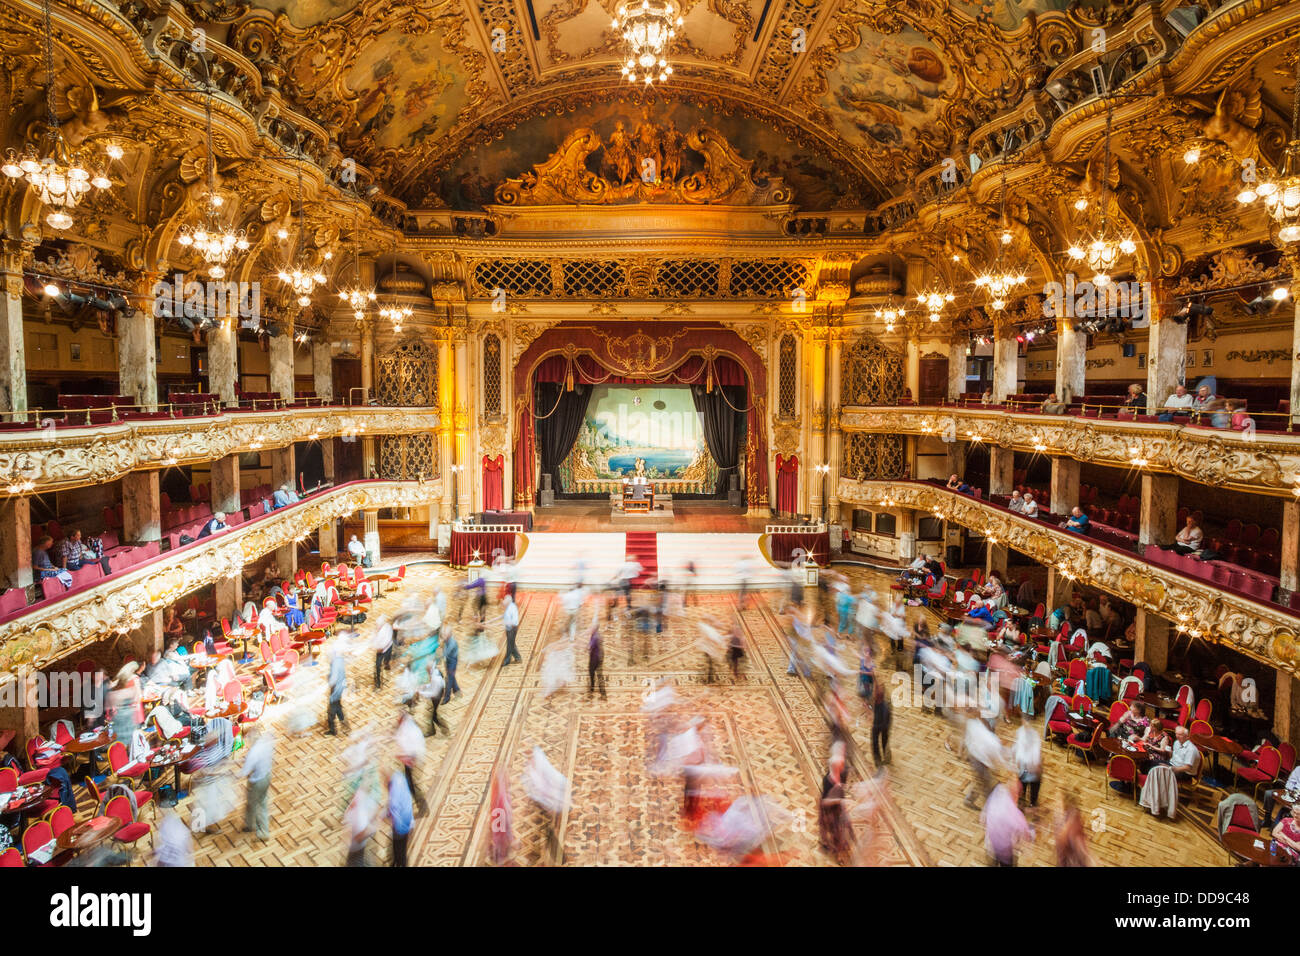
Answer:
[
  {"xmin": 624, "ymin": 531, "xmax": 658, "ymax": 588},
  {"xmin": 653, "ymin": 533, "xmax": 790, "ymax": 589},
  {"xmin": 514, "ymin": 532, "xmax": 627, "ymax": 589}
]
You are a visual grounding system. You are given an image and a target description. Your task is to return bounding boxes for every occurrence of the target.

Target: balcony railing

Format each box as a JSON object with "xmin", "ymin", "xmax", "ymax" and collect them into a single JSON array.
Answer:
[
  {"xmin": 837, "ymin": 477, "xmax": 1300, "ymax": 674},
  {"xmin": 839, "ymin": 404, "xmax": 1300, "ymax": 498},
  {"xmin": 0, "ymin": 477, "xmax": 443, "ymax": 678}
]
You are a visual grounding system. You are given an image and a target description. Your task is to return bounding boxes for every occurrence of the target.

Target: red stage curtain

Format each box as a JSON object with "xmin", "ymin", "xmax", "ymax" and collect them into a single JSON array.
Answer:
[
  {"xmin": 482, "ymin": 454, "xmax": 504, "ymax": 511},
  {"xmin": 775, "ymin": 455, "xmax": 799, "ymax": 516},
  {"xmin": 450, "ymin": 529, "xmax": 517, "ymax": 568},
  {"xmin": 769, "ymin": 531, "xmax": 829, "ymax": 566}
]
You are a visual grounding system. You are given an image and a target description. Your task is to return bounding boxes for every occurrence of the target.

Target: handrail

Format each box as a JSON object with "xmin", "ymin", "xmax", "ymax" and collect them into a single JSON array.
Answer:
[
  {"xmin": 765, "ymin": 522, "xmax": 826, "ymax": 534},
  {"xmin": 453, "ymin": 520, "xmax": 524, "ymax": 534}
]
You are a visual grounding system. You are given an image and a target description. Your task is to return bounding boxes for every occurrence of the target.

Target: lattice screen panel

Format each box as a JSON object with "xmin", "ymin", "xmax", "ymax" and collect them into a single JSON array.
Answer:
[
  {"xmin": 472, "ymin": 259, "xmax": 554, "ymax": 297},
  {"xmin": 729, "ymin": 259, "xmax": 808, "ymax": 298},
  {"xmin": 841, "ymin": 333, "xmax": 905, "ymax": 405},
  {"xmin": 379, "ymin": 434, "xmax": 438, "ymax": 480},
  {"xmin": 483, "ymin": 333, "xmax": 502, "ymax": 417},
  {"xmin": 842, "ymin": 434, "xmax": 905, "ymax": 481},
  {"xmin": 778, "ymin": 334, "xmax": 797, "ymax": 418},
  {"xmin": 563, "ymin": 260, "xmax": 626, "ymax": 297},
  {"xmin": 376, "ymin": 337, "xmax": 439, "ymax": 406},
  {"xmin": 656, "ymin": 259, "xmax": 720, "ymax": 297}
]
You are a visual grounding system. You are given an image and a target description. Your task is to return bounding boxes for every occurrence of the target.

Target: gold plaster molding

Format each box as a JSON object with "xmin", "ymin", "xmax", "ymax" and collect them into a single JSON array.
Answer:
[
  {"xmin": 0, "ymin": 406, "xmax": 440, "ymax": 495},
  {"xmin": 838, "ymin": 478, "xmax": 1300, "ymax": 673},
  {"xmin": 839, "ymin": 406, "xmax": 1300, "ymax": 498},
  {"xmin": 0, "ymin": 479, "xmax": 443, "ymax": 677}
]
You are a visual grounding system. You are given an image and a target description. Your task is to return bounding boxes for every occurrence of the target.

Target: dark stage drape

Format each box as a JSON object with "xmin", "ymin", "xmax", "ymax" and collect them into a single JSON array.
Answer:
[
  {"xmin": 535, "ymin": 382, "xmax": 591, "ymax": 494},
  {"xmin": 691, "ymin": 384, "xmax": 744, "ymax": 496}
]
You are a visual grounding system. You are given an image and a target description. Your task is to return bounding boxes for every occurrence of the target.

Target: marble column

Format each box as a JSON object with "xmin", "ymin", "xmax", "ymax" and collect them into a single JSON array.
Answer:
[
  {"xmin": 946, "ymin": 337, "xmax": 967, "ymax": 402},
  {"xmin": 1274, "ymin": 674, "xmax": 1295, "ymax": 746},
  {"xmin": 437, "ymin": 334, "xmax": 454, "ymax": 523},
  {"xmin": 826, "ymin": 330, "xmax": 843, "ymax": 523},
  {"xmin": 319, "ymin": 519, "xmax": 338, "ymax": 559},
  {"xmin": 807, "ymin": 325, "xmax": 828, "ymax": 520},
  {"xmin": 991, "ymin": 320, "xmax": 1019, "ymax": 403},
  {"xmin": 116, "ymin": 305, "xmax": 158, "ymax": 407},
  {"xmin": 1050, "ymin": 457, "xmax": 1081, "ymax": 514},
  {"xmin": 122, "ymin": 472, "xmax": 161, "ymax": 544},
  {"xmin": 904, "ymin": 332, "xmax": 921, "ymax": 402},
  {"xmin": 985, "ymin": 542, "xmax": 1008, "ymax": 579},
  {"xmin": 206, "ymin": 319, "xmax": 238, "ymax": 407},
  {"xmin": 270, "ymin": 445, "xmax": 296, "ymax": 497},
  {"xmin": 214, "ymin": 575, "xmax": 243, "ymax": 619},
  {"xmin": 1139, "ymin": 472, "xmax": 1178, "ymax": 550},
  {"xmin": 363, "ymin": 509, "xmax": 381, "ymax": 566},
  {"xmin": 0, "ymin": 498, "xmax": 31, "ymax": 589},
  {"xmin": 128, "ymin": 611, "xmax": 164, "ymax": 661},
  {"xmin": 321, "ymin": 440, "xmax": 336, "ymax": 485},
  {"xmin": 1134, "ymin": 608, "xmax": 1170, "ymax": 674},
  {"xmin": 1282, "ymin": 500, "xmax": 1300, "ymax": 599},
  {"xmin": 1046, "ymin": 568, "xmax": 1073, "ymax": 611},
  {"xmin": 0, "ymin": 239, "xmax": 30, "ymax": 418},
  {"xmin": 269, "ymin": 331, "xmax": 295, "ymax": 403},
  {"xmin": 210, "ymin": 455, "xmax": 240, "ymax": 518},
  {"xmin": 274, "ymin": 542, "xmax": 297, "ymax": 577},
  {"xmin": 944, "ymin": 441, "xmax": 966, "ymax": 480},
  {"xmin": 1054, "ymin": 316, "xmax": 1087, "ymax": 405},
  {"xmin": 312, "ymin": 339, "xmax": 333, "ymax": 402},
  {"xmin": 0, "ymin": 668, "xmax": 39, "ymax": 747},
  {"xmin": 989, "ymin": 446, "xmax": 1014, "ymax": 496},
  {"xmin": 1145, "ymin": 283, "xmax": 1186, "ymax": 414}
]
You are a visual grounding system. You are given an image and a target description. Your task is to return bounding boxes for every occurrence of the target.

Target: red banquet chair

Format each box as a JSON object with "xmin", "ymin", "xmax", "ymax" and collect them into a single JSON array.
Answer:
[
  {"xmin": 1234, "ymin": 745, "xmax": 1281, "ymax": 800},
  {"xmin": 1104, "ymin": 754, "xmax": 1138, "ymax": 802},
  {"xmin": 105, "ymin": 795, "xmax": 151, "ymax": 851}
]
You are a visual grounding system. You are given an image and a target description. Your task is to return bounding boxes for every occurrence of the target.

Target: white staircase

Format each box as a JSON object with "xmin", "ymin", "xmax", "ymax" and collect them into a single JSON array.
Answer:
[
  {"xmin": 514, "ymin": 532, "xmax": 628, "ymax": 589},
  {"xmin": 654, "ymin": 533, "xmax": 789, "ymax": 589}
]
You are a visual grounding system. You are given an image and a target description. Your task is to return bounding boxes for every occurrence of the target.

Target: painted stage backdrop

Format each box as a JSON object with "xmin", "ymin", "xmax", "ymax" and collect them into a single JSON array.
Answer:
[{"xmin": 558, "ymin": 385, "xmax": 718, "ymax": 492}]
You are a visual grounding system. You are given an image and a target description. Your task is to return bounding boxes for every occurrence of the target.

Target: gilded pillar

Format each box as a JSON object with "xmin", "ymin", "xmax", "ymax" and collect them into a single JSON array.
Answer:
[
  {"xmin": 437, "ymin": 332, "xmax": 455, "ymax": 523},
  {"xmin": 807, "ymin": 320, "xmax": 827, "ymax": 519},
  {"xmin": 361, "ymin": 318, "xmax": 376, "ymax": 476},
  {"xmin": 312, "ymin": 338, "xmax": 333, "ymax": 402},
  {"xmin": 269, "ymin": 326, "xmax": 295, "ymax": 403},
  {"xmin": 946, "ymin": 335, "xmax": 966, "ymax": 403},
  {"xmin": 1050, "ymin": 457, "xmax": 1080, "ymax": 514},
  {"xmin": 1134, "ymin": 608, "xmax": 1170, "ymax": 674},
  {"xmin": 454, "ymin": 329, "xmax": 471, "ymax": 517}
]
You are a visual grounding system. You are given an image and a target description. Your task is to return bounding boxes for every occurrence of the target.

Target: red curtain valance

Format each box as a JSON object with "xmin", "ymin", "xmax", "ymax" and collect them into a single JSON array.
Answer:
[{"xmin": 533, "ymin": 353, "xmax": 748, "ymax": 389}]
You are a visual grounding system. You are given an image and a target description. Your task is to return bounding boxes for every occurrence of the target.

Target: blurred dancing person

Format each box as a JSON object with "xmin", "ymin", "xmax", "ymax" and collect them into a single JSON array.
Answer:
[
  {"xmin": 587, "ymin": 624, "xmax": 607, "ymax": 700},
  {"xmin": 982, "ymin": 778, "xmax": 1033, "ymax": 866},
  {"xmin": 871, "ymin": 683, "xmax": 892, "ymax": 767},
  {"xmin": 501, "ymin": 593, "xmax": 522, "ymax": 666}
]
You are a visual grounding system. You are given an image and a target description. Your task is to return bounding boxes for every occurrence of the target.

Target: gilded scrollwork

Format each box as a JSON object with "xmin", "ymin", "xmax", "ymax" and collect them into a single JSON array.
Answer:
[{"xmin": 837, "ymin": 478, "xmax": 1300, "ymax": 672}]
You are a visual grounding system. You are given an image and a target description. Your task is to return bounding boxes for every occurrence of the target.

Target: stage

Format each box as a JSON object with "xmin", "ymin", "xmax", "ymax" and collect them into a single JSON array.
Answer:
[{"xmin": 530, "ymin": 500, "xmax": 767, "ymax": 533}]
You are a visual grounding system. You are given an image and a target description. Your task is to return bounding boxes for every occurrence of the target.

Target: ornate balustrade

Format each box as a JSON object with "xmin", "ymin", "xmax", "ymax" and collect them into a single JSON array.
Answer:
[
  {"xmin": 839, "ymin": 405, "xmax": 1300, "ymax": 497},
  {"xmin": 837, "ymin": 478, "xmax": 1300, "ymax": 674},
  {"xmin": 0, "ymin": 479, "xmax": 442, "ymax": 678},
  {"xmin": 0, "ymin": 405, "xmax": 440, "ymax": 494}
]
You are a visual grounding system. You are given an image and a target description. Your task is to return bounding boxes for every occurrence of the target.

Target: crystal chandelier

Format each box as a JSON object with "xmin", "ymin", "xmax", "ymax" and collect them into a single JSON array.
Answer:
[
  {"xmin": 1, "ymin": 0, "xmax": 117, "ymax": 231},
  {"xmin": 873, "ymin": 257, "xmax": 906, "ymax": 333},
  {"xmin": 275, "ymin": 156, "xmax": 327, "ymax": 307},
  {"xmin": 974, "ymin": 166, "xmax": 1028, "ymax": 311},
  {"xmin": 377, "ymin": 256, "xmax": 413, "ymax": 333},
  {"xmin": 175, "ymin": 59, "xmax": 249, "ymax": 279},
  {"xmin": 917, "ymin": 288, "xmax": 956, "ymax": 322},
  {"xmin": 613, "ymin": 0, "xmax": 682, "ymax": 85},
  {"xmin": 336, "ymin": 213, "xmax": 376, "ymax": 321},
  {"xmin": 1066, "ymin": 98, "xmax": 1137, "ymax": 286},
  {"xmin": 1238, "ymin": 55, "xmax": 1300, "ymax": 245}
]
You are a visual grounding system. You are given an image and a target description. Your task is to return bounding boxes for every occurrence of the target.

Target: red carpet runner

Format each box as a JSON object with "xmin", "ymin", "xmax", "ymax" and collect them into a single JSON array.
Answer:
[{"xmin": 624, "ymin": 531, "xmax": 658, "ymax": 588}]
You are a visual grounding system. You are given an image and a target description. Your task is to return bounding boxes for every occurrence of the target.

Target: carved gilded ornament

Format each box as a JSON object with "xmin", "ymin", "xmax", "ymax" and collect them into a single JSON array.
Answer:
[
  {"xmin": 772, "ymin": 421, "xmax": 802, "ymax": 457},
  {"xmin": 838, "ymin": 478, "xmax": 1300, "ymax": 672},
  {"xmin": 479, "ymin": 421, "xmax": 509, "ymax": 457},
  {"xmin": 0, "ymin": 480, "xmax": 442, "ymax": 677},
  {"xmin": 0, "ymin": 406, "xmax": 440, "ymax": 494}
]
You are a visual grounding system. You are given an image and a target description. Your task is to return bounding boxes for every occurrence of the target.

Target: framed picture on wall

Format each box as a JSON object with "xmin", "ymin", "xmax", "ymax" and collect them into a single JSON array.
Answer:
[
  {"xmin": 1046, "ymin": 359, "xmax": 1054, "ymax": 371},
  {"xmin": 1138, "ymin": 352, "xmax": 1147, "ymax": 369},
  {"xmin": 69, "ymin": 343, "xmax": 81, "ymax": 362},
  {"xmin": 1203, "ymin": 349, "xmax": 1214, "ymax": 366},
  {"xmin": 1185, "ymin": 350, "xmax": 1196, "ymax": 368},
  {"xmin": 239, "ymin": 452, "xmax": 262, "ymax": 469}
]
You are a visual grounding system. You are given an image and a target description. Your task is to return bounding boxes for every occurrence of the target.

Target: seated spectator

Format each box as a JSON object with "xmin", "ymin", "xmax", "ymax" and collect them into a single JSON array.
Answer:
[
  {"xmin": 1143, "ymin": 721, "xmax": 1173, "ymax": 758},
  {"xmin": 163, "ymin": 607, "xmax": 186, "ymax": 640},
  {"xmin": 980, "ymin": 571, "xmax": 1005, "ymax": 606},
  {"xmin": 196, "ymin": 511, "xmax": 228, "ymax": 539},
  {"xmin": 32, "ymin": 535, "xmax": 72, "ymax": 589},
  {"xmin": 1084, "ymin": 600, "xmax": 1102, "ymax": 633},
  {"xmin": 348, "ymin": 535, "xmax": 367, "ymax": 563},
  {"xmin": 1191, "ymin": 384, "xmax": 1215, "ymax": 412},
  {"xmin": 924, "ymin": 555, "xmax": 944, "ymax": 580},
  {"xmin": 1157, "ymin": 384, "xmax": 1194, "ymax": 422},
  {"xmin": 56, "ymin": 529, "xmax": 110, "ymax": 574},
  {"xmin": 1205, "ymin": 396, "xmax": 1230, "ymax": 429},
  {"xmin": 1109, "ymin": 701, "xmax": 1150, "ymax": 741},
  {"xmin": 1228, "ymin": 399, "xmax": 1254, "ymax": 432},
  {"xmin": 1021, "ymin": 493, "xmax": 1039, "ymax": 519},
  {"xmin": 271, "ymin": 485, "xmax": 292, "ymax": 509},
  {"xmin": 1161, "ymin": 515, "xmax": 1203, "ymax": 555},
  {"xmin": 1121, "ymin": 383, "xmax": 1148, "ymax": 413},
  {"xmin": 980, "ymin": 389, "xmax": 993, "ymax": 405},
  {"xmin": 1272, "ymin": 805, "xmax": 1300, "ymax": 856},
  {"xmin": 1061, "ymin": 507, "xmax": 1090, "ymax": 534},
  {"xmin": 1007, "ymin": 490, "xmax": 1024, "ymax": 513},
  {"xmin": 945, "ymin": 474, "xmax": 973, "ymax": 494},
  {"xmin": 1039, "ymin": 392, "xmax": 1069, "ymax": 414},
  {"xmin": 1169, "ymin": 726, "xmax": 1202, "ymax": 778},
  {"xmin": 281, "ymin": 482, "xmax": 301, "ymax": 504}
]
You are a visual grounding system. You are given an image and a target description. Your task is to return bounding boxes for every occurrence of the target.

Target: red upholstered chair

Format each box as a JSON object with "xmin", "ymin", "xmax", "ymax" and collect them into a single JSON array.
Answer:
[
  {"xmin": 106, "ymin": 795, "xmax": 151, "ymax": 850},
  {"xmin": 1070, "ymin": 694, "xmax": 1094, "ymax": 715},
  {"xmin": 1107, "ymin": 700, "xmax": 1129, "ymax": 725},
  {"xmin": 1235, "ymin": 745, "xmax": 1281, "ymax": 799},
  {"xmin": 49, "ymin": 718, "xmax": 75, "ymax": 746},
  {"xmin": 21, "ymin": 820, "xmax": 56, "ymax": 866},
  {"xmin": 1104, "ymin": 754, "xmax": 1138, "ymax": 802},
  {"xmin": 1067, "ymin": 722, "xmax": 1104, "ymax": 766},
  {"xmin": 1045, "ymin": 698, "xmax": 1073, "ymax": 743},
  {"xmin": 0, "ymin": 848, "xmax": 22, "ymax": 867},
  {"xmin": 1279, "ymin": 742, "xmax": 1297, "ymax": 776},
  {"xmin": 1224, "ymin": 802, "xmax": 1259, "ymax": 835},
  {"xmin": 1063, "ymin": 659, "xmax": 1088, "ymax": 694},
  {"xmin": 25, "ymin": 735, "xmax": 62, "ymax": 774},
  {"xmin": 0, "ymin": 761, "xmax": 47, "ymax": 790},
  {"xmin": 46, "ymin": 804, "xmax": 75, "ymax": 841},
  {"xmin": 386, "ymin": 564, "xmax": 407, "ymax": 589},
  {"xmin": 1190, "ymin": 719, "xmax": 1214, "ymax": 737},
  {"xmin": 1195, "ymin": 699, "xmax": 1213, "ymax": 723},
  {"xmin": 107, "ymin": 741, "xmax": 149, "ymax": 786}
]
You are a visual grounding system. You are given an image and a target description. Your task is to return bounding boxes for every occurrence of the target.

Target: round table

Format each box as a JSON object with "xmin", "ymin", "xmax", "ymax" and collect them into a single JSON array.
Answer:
[
  {"xmin": 149, "ymin": 743, "xmax": 200, "ymax": 799},
  {"xmin": 1192, "ymin": 734, "xmax": 1243, "ymax": 787},
  {"xmin": 1221, "ymin": 829, "xmax": 1296, "ymax": 866},
  {"xmin": 62, "ymin": 730, "xmax": 110, "ymax": 754},
  {"xmin": 56, "ymin": 816, "xmax": 122, "ymax": 852},
  {"xmin": 1136, "ymin": 692, "xmax": 1181, "ymax": 717},
  {"xmin": 2, "ymin": 783, "xmax": 55, "ymax": 817}
]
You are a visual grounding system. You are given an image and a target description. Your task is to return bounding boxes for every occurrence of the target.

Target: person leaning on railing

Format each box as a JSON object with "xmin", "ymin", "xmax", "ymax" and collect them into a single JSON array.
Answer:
[
  {"xmin": 1039, "ymin": 393, "xmax": 1069, "ymax": 414},
  {"xmin": 1121, "ymin": 383, "xmax": 1148, "ymax": 414}
]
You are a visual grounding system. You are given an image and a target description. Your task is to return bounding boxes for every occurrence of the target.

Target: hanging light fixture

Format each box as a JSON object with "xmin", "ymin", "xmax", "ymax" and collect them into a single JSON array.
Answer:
[
  {"xmin": 1, "ymin": 0, "xmax": 117, "ymax": 230},
  {"xmin": 920, "ymin": 176, "xmax": 958, "ymax": 323},
  {"xmin": 335, "ymin": 211, "xmax": 376, "ymax": 321},
  {"xmin": 973, "ymin": 165, "xmax": 1028, "ymax": 310},
  {"xmin": 612, "ymin": 0, "xmax": 683, "ymax": 85},
  {"xmin": 377, "ymin": 255, "xmax": 413, "ymax": 333},
  {"xmin": 873, "ymin": 256, "xmax": 906, "ymax": 333},
  {"xmin": 1238, "ymin": 55, "xmax": 1300, "ymax": 245},
  {"xmin": 275, "ymin": 148, "xmax": 328, "ymax": 307},
  {"xmin": 174, "ymin": 57, "xmax": 249, "ymax": 279},
  {"xmin": 1066, "ymin": 96, "xmax": 1137, "ymax": 286}
]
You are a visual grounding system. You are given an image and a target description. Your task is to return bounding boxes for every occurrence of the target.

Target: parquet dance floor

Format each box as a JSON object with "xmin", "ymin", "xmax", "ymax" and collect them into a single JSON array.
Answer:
[{"xmin": 173, "ymin": 563, "xmax": 1228, "ymax": 866}]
